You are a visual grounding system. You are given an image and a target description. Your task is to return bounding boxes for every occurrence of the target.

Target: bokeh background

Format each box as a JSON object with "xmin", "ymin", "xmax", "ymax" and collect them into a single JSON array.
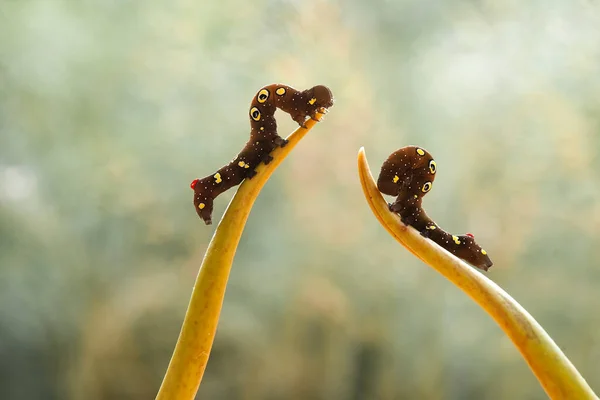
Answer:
[{"xmin": 2, "ymin": 0, "xmax": 600, "ymax": 399}]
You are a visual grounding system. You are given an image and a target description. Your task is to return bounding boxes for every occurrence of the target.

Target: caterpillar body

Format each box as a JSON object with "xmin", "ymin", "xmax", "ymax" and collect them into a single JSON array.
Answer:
[
  {"xmin": 190, "ymin": 84, "xmax": 334, "ymax": 225},
  {"xmin": 377, "ymin": 146, "xmax": 493, "ymax": 271}
]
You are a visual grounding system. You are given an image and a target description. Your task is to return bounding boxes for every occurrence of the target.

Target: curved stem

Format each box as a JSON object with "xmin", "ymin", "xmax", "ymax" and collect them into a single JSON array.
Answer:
[
  {"xmin": 357, "ymin": 147, "xmax": 598, "ymax": 400},
  {"xmin": 155, "ymin": 112, "xmax": 328, "ymax": 400}
]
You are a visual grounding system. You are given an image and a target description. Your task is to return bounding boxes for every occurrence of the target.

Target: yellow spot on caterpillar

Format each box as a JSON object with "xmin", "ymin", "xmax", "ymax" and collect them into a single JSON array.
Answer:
[
  {"xmin": 414, "ymin": 195, "xmax": 418, "ymax": 198},
  {"xmin": 308, "ymin": 98, "xmax": 317, "ymax": 105},
  {"xmin": 429, "ymin": 160, "xmax": 437, "ymax": 174},
  {"xmin": 452, "ymin": 235, "xmax": 461, "ymax": 245},
  {"xmin": 481, "ymin": 249, "xmax": 487, "ymax": 255},
  {"xmin": 416, "ymin": 148, "xmax": 425, "ymax": 156},
  {"xmin": 214, "ymin": 173, "xmax": 222, "ymax": 183},
  {"xmin": 426, "ymin": 224, "xmax": 436, "ymax": 230},
  {"xmin": 421, "ymin": 182, "xmax": 432, "ymax": 192},
  {"xmin": 260, "ymin": 127, "xmax": 264, "ymax": 131},
  {"xmin": 238, "ymin": 161, "xmax": 246, "ymax": 167},
  {"xmin": 250, "ymin": 107, "xmax": 261, "ymax": 121},
  {"xmin": 198, "ymin": 203, "xmax": 205, "ymax": 209},
  {"xmin": 393, "ymin": 175, "xmax": 399, "ymax": 183},
  {"xmin": 244, "ymin": 164, "xmax": 249, "ymax": 168},
  {"xmin": 257, "ymin": 89, "xmax": 270, "ymax": 103},
  {"xmin": 276, "ymin": 87, "xmax": 286, "ymax": 96}
]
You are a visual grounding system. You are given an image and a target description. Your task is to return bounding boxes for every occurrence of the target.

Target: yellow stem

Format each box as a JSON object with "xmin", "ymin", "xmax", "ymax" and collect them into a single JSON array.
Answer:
[
  {"xmin": 357, "ymin": 147, "xmax": 598, "ymax": 400},
  {"xmin": 155, "ymin": 112, "xmax": 327, "ymax": 400}
]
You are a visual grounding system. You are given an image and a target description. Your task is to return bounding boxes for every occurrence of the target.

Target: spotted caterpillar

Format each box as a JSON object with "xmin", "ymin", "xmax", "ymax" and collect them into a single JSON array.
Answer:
[
  {"xmin": 377, "ymin": 146, "xmax": 493, "ymax": 271},
  {"xmin": 190, "ymin": 84, "xmax": 334, "ymax": 225}
]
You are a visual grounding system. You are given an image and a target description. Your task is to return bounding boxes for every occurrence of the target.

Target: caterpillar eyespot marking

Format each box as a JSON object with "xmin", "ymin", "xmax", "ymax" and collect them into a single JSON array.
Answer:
[
  {"xmin": 257, "ymin": 89, "xmax": 270, "ymax": 103},
  {"xmin": 191, "ymin": 83, "xmax": 334, "ymax": 225},
  {"xmin": 376, "ymin": 145, "xmax": 493, "ymax": 271},
  {"xmin": 250, "ymin": 107, "xmax": 261, "ymax": 121},
  {"xmin": 429, "ymin": 160, "xmax": 436, "ymax": 174}
]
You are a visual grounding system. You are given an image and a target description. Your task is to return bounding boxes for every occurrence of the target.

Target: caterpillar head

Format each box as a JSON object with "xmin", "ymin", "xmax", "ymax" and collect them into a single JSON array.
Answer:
[
  {"xmin": 376, "ymin": 147, "xmax": 436, "ymax": 197},
  {"xmin": 454, "ymin": 233, "xmax": 493, "ymax": 271},
  {"xmin": 305, "ymin": 85, "xmax": 335, "ymax": 110}
]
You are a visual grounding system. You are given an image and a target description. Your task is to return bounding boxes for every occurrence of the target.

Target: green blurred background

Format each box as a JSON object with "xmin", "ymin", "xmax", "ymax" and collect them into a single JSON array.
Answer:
[{"xmin": 1, "ymin": 1, "xmax": 599, "ymax": 399}]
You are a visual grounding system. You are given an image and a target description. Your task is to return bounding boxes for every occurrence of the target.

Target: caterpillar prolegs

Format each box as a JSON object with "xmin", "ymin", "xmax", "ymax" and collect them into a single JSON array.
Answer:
[
  {"xmin": 377, "ymin": 146, "xmax": 493, "ymax": 271},
  {"xmin": 190, "ymin": 84, "xmax": 334, "ymax": 225}
]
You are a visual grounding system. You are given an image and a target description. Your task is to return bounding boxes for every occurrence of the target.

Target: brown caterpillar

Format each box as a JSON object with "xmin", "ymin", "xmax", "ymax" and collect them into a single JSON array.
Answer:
[
  {"xmin": 377, "ymin": 146, "xmax": 493, "ymax": 271},
  {"xmin": 190, "ymin": 84, "xmax": 334, "ymax": 225}
]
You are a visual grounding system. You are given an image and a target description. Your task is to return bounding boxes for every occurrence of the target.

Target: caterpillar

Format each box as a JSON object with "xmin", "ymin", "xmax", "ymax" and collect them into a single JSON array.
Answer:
[
  {"xmin": 190, "ymin": 83, "xmax": 334, "ymax": 225},
  {"xmin": 377, "ymin": 146, "xmax": 493, "ymax": 271}
]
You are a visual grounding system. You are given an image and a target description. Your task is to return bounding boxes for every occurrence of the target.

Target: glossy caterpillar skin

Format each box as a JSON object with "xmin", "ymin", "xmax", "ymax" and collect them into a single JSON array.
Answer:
[
  {"xmin": 190, "ymin": 83, "xmax": 334, "ymax": 225},
  {"xmin": 377, "ymin": 146, "xmax": 493, "ymax": 271}
]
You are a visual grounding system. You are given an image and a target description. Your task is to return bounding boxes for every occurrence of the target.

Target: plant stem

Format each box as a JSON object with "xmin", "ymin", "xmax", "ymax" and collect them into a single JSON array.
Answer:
[
  {"xmin": 155, "ymin": 112, "xmax": 327, "ymax": 400},
  {"xmin": 357, "ymin": 147, "xmax": 598, "ymax": 400}
]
